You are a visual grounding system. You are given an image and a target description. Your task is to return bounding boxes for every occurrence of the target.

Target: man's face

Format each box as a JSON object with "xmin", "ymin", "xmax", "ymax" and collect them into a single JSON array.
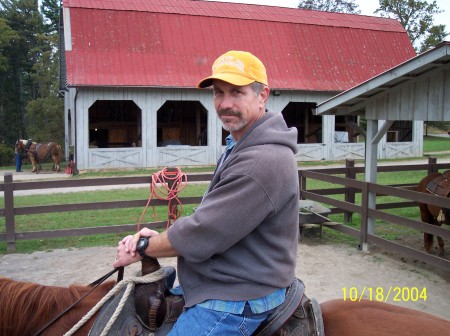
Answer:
[{"xmin": 212, "ymin": 80, "xmax": 268, "ymax": 140}]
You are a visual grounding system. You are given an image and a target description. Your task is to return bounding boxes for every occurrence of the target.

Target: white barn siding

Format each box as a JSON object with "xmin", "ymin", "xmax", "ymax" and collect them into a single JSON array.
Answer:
[
  {"xmin": 74, "ymin": 88, "xmax": 221, "ymax": 170},
  {"xmin": 366, "ymin": 64, "xmax": 450, "ymax": 121},
  {"xmin": 71, "ymin": 87, "xmax": 421, "ymax": 169}
]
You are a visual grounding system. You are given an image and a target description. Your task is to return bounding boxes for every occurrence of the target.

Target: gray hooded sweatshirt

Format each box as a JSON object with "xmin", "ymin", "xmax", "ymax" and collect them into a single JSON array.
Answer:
[{"xmin": 167, "ymin": 111, "xmax": 299, "ymax": 308}]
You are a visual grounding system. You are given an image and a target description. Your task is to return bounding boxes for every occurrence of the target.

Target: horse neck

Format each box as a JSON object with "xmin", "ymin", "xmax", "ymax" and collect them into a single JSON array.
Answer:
[
  {"xmin": 46, "ymin": 281, "xmax": 116, "ymax": 336},
  {"xmin": 0, "ymin": 278, "xmax": 115, "ymax": 336}
]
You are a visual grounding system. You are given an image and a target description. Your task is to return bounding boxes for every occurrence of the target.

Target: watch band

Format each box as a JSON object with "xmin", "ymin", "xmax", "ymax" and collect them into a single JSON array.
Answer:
[{"xmin": 137, "ymin": 237, "xmax": 150, "ymax": 258}]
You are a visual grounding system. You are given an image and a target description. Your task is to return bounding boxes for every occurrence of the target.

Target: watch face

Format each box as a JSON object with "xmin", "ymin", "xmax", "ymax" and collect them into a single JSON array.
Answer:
[{"xmin": 137, "ymin": 238, "xmax": 146, "ymax": 249}]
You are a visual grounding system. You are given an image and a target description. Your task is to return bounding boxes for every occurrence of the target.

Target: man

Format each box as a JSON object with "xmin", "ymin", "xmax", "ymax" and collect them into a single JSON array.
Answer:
[
  {"xmin": 114, "ymin": 50, "xmax": 299, "ymax": 335},
  {"xmin": 15, "ymin": 143, "xmax": 23, "ymax": 172}
]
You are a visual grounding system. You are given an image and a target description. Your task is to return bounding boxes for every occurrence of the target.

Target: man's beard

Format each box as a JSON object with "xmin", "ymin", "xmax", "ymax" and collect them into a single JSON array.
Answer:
[{"xmin": 218, "ymin": 109, "xmax": 247, "ymax": 132}]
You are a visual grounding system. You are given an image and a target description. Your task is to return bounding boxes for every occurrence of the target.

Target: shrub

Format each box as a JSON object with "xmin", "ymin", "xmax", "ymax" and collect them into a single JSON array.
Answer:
[{"xmin": 0, "ymin": 143, "xmax": 14, "ymax": 166}]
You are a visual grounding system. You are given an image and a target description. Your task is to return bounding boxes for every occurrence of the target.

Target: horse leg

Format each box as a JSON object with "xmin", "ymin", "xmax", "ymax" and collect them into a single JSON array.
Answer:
[
  {"xmin": 30, "ymin": 156, "xmax": 37, "ymax": 173},
  {"xmin": 51, "ymin": 155, "xmax": 60, "ymax": 172},
  {"xmin": 419, "ymin": 203, "xmax": 434, "ymax": 253},
  {"xmin": 54, "ymin": 155, "xmax": 60, "ymax": 172},
  {"xmin": 36, "ymin": 158, "xmax": 41, "ymax": 173},
  {"xmin": 437, "ymin": 235, "xmax": 445, "ymax": 256}
]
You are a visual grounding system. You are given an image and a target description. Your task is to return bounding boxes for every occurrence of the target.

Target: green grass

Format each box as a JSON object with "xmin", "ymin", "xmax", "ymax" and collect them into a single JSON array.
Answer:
[
  {"xmin": 423, "ymin": 135, "xmax": 450, "ymax": 153},
  {"xmin": 0, "ymin": 183, "xmax": 207, "ymax": 254},
  {"xmin": 1, "ymin": 168, "xmax": 430, "ymax": 254},
  {"xmin": 1, "ymin": 135, "xmax": 449, "ymax": 254}
]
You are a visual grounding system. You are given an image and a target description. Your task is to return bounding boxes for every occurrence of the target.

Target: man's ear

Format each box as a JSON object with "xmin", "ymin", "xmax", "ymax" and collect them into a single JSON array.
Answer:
[{"xmin": 260, "ymin": 86, "xmax": 270, "ymax": 105}]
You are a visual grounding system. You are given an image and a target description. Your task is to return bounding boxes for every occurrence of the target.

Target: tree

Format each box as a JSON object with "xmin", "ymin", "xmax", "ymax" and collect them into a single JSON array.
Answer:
[
  {"xmin": 0, "ymin": 0, "xmax": 64, "ymax": 155},
  {"xmin": 0, "ymin": 0, "xmax": 45, "ymax": 145},
  {"xmin": 40, "ymin": 0, "xmax": 60, "ymax": 34},
  {"xmin": 26, "ymin": 94, "xmax": 64, "ymax": 144},
  {"xmin": 0, "ymin": 18, "xmax": 19, "ymax": 144},
  {"xmin": 375, "ymin": 0, "xmax": 448, "ymax": 52},
  {"xmin": 419, "ymin": 25, "xmax": 448, "ymax": 52},
  {"xmin": 298, "ymin": 0, "xmax": 361, "ymax": 14}
]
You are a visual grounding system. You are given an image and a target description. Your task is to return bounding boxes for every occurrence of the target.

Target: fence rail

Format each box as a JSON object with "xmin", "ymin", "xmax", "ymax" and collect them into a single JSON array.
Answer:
[{"xmin": 1, "ymin": 159, "xmax": 449, "ymax": 271}]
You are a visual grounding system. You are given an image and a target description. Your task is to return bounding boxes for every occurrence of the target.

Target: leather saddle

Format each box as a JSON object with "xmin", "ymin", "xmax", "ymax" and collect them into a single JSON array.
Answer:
[
  {"xmin": 90, "ymin": 269, "xmax": 324, "ymax": 336},
  {"xmin": 426, "ymin": 170, "xmax": 450, "ymax": 198}
]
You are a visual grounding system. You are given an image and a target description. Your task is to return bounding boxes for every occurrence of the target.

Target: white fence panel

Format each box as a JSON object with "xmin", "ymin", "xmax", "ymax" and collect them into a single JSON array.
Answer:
[
  {"xmin": 157, "ymin": 146, "xmax": 210, "ymax": 166},
  {"xmin": 89, "ymin": 149, "xmax": 143, "ymax": 169}
]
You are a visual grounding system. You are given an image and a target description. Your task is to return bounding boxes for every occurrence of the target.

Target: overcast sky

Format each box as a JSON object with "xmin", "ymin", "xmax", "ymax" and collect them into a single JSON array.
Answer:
[{"xmin": 207, "ymin": 0, "xmax": 449, "ymax": 28}]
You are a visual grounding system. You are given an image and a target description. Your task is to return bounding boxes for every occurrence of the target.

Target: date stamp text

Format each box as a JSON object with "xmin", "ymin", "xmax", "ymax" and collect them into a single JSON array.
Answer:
[{"xmin": 342, "ymin": 287, "xmax": 427, "ymax": 302}]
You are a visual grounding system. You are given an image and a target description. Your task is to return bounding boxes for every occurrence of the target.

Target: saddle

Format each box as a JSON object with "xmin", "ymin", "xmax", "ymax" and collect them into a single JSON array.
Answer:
[
  {"xmin": 89, "ymin": 268, "xmax": 324, "ymax": 336},
  {"xmin": 426, "ymin": 170, "xmax": 450, "ymax": 198}
]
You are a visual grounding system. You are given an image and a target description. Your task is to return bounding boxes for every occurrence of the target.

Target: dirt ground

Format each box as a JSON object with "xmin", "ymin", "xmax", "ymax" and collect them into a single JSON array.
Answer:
[
  {"xmin": 1, "ymin": 162, "xmax": 449, "ymax": 322},
  {"xmin": 1, "ymin": 237, "xmax": 449, "ymax": 321}
]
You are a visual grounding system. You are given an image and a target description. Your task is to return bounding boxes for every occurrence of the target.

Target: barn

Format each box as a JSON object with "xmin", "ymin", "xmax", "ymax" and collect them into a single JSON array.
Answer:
[{"xmin": 60, "ymin": 0, "xmax": 417, "ymax": 170}]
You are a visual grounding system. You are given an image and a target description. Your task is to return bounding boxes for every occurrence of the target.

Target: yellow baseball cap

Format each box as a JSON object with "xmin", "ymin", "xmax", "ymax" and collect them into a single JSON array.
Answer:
[{"xmin": 197, "ymin": 50, "xmax": 268, "ymax": 88}]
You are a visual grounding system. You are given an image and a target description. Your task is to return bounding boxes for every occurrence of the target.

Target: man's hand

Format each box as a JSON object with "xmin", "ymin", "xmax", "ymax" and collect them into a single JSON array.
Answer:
[
  {"xmin": 113, "ymin": 239, "xmax": 141, "ymax": 268},
  {"xmin": 112, "ymin": 228, "xmax": 159, "ymax": 268}
]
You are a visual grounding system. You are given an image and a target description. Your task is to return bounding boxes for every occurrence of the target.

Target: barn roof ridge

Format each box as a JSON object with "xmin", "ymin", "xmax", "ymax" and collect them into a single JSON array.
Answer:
[{"xmin": 64, "ymin": 0, "xmax": 405, "ymax": 33}]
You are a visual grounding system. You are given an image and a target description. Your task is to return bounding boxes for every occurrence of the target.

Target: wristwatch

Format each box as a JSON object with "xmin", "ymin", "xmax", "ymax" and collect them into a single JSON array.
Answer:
[{"xmin": 137, "ymin": 236, "xmax": 150, "ymax": 258}]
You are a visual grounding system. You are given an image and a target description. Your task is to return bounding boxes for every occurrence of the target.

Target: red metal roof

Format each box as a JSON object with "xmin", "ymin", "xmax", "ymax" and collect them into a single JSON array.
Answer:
[{"xmin": 63, "ymin": 0, "xmax": 416, "ymax": 91}]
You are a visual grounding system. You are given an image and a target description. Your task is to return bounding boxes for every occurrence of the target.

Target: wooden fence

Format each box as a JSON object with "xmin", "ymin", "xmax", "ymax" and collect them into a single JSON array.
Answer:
[{"xmin": 1, "ymin": 158, "xmax": 449, "ymax": 271}]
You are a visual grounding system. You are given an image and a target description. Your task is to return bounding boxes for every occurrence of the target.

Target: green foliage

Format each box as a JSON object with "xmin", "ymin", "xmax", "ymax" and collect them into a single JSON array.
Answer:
[
  {"xmin": 419, "ymin": 25, "xmax": 449, "ymax": 52},
  {"xmin": 376, "ymin": 0, "xmax": 447, "ymax": 52},
  {"xmin": 40, "ymin": 0, "xmax": 60, "ymax": 34},
  {"xmin": 298, "ymin": 0, "xmax": 361, "ymax": 13},
  {"xmin": 0, "ymin": 143, "xmax": 14, "ymax": 165},
  {"xmin": 26, "ymin": 94, "xmax": 64, "ymax": 144},
  {"xmin": 0, "ymin": 17, "xmax": 18, "ymax": 72},
  {"xmin": 0, "ymin": 0, "xmax": 63, "ymax": 146}
]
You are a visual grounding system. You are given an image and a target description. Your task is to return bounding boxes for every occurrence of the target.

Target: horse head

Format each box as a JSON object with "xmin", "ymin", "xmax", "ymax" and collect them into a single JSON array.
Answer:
[{"xmin": 15, "ymin": 139, "xmax": 26, "ymax": 152}]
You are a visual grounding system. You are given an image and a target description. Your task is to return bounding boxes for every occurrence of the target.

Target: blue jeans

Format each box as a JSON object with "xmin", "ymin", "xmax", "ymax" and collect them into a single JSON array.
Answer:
[
  {"xmin": 15, "ymin": 153, "xmax": 22, "ymax": 171},
  {"xmin": 168, "ymin": 304, "xmax": 269, "ymax": 336}
]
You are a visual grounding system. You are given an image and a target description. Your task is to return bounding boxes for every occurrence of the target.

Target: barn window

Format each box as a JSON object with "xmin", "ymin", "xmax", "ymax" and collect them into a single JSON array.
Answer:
[
  {"xmin": 386, "ymin": 121, "xmax": 412, "ymax": 142},
  {"xmin": 89, "ymin": 100, "xmax": 141, "ymax": 148},
  {"xmin": 282, "ymin": 102, "xmax": 322, "ymax": 143},
  {"xmin": 334, "ymin": 116, "xmax": 364, "ymax": 143},
  {"xmin": 157, "ymin": 101, "xmax": 207, "ymax": 147}
]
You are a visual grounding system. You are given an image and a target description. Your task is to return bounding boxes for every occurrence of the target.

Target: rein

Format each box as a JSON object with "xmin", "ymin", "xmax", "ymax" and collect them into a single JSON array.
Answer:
[{"xmin": 32, "ymin": 267, "xmax": 123, "ymax": 336}]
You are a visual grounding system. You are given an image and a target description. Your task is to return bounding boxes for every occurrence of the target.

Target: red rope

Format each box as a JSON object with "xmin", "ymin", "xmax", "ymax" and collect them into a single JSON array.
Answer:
[{"xmin": 137, "ymin": 167, "xmax": 187, "ymax": 230}]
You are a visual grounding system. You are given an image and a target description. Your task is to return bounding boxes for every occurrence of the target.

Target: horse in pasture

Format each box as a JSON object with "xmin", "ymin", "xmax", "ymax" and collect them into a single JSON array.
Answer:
[
  {"xmin": 15, "ymin": 139, "xmax": 62, "ymax": 173},
  {"xmin": 417, "ymin": 170, "xmax": 450, "ymax": 256},
  {"xmin": 1, "ymin": 275, "xmax": 449, "ymax": 336}
]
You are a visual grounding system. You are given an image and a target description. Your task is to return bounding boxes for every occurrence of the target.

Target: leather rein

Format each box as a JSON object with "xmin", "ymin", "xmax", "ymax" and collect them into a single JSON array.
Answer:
[{"xmin": 32, "ymin": 267, "xmax": 124, "ymax": 336}]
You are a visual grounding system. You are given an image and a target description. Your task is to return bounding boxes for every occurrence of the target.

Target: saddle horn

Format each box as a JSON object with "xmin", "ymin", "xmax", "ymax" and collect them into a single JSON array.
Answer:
[{"xmin": 141, "ymin": 256, "xmax": 161, "ymax": 275}]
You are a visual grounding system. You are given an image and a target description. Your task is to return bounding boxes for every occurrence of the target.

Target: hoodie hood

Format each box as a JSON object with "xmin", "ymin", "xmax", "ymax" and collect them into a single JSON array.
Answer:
[{"xmin": 233, "ymin": 111, "xmax": 298, "ymax": 155}]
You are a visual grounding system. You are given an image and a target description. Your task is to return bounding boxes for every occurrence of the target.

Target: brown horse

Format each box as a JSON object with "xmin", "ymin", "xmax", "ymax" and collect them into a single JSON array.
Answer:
[
  {"xmin": 417, "ymin": 170, "xmax": 450, "ymax": 256},
  {"xmin": 16, "ymin": 139, "xmax": 62, "ymax": 173},
  {"xmin": 1, "ymin": 277, "xmax": 449, "ymax": 336}
]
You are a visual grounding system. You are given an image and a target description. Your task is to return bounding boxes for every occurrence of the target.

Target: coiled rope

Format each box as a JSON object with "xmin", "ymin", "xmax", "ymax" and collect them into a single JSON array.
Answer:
[
  {"xmin": 137, "ymin": 167, "xmax": 187, "ymax": 229},
  {"xmin": 65, "ymin": 168, "xmax": 186, "ymax": 335},
  {"xmin": 63, "ymin": 269, "xmax": 166, "ymax": 336}
]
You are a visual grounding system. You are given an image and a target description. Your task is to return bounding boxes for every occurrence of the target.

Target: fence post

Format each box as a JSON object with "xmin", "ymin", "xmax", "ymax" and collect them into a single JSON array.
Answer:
[
  {"xmin": 4, "ymin": 173, "xmax": 16, "ymax": 252},
  {"xmin": 299, "ymin": 170, "xmax": 306, "ymax": 199},
  {"xmin": 344, "ymin": 159, "xmax": 355, "ymax": 224},
  {"xmin": 427, "ymin": 157, "xmax": 438, "ymax": 174},
  {"xmin": 359, "ymin": 181, "xmax": 369, "ymax": 252}
]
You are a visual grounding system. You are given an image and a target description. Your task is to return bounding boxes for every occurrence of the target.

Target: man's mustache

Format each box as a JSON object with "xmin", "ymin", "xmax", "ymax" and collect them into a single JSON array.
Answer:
[{"xmin": 218, "ymin": 109, "xmax": 241, "ymax": 117}]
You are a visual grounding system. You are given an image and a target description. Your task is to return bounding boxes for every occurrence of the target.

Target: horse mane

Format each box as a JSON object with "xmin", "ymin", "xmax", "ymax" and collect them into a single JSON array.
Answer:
[{"xmin": 0, "ymin": 277, "xmax": 115, "ymax": 336}]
